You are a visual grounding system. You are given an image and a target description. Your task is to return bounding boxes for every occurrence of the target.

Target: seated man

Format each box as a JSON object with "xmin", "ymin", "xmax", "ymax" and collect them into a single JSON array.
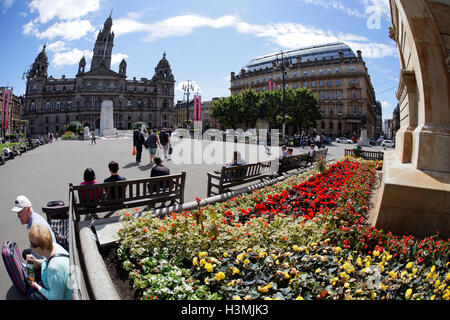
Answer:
[
  {"xmin": 306, "ymin": 144, "xmax": 316, "ymax": 166},
  {"xmin": 149, "ymin": 157, "xmax": 171, "ymax": 193},
  {"xmin": 12, "ymin": 145, "xmax": 21, "ymax": 157},
  {"xmin": 103, "ymin": 161, "xmax": 126, "ymax": 200},
  {"xmin": 3, "ymin": 146, "xmax": 14, "ymax": 159}
]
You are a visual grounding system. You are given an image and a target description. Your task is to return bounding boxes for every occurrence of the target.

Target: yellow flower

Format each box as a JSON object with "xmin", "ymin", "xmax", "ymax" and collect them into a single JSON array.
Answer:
[
  {"xmin": 378, "ymin": 262, "xmax": 385, "ymax": 273},
  {"xmin": 430, "ymin": 295, "xmax": 436, "ymax": 300},
  {"xmin": 344, "ymin": 282, "xmax": 350, "ymax": 289},
  {"xmin": 365, "ymin": 260, "xmax": 371, "ymax": 268},
  {"xmin": 214, "ymin": 272, "xmax": 225, "ymax": 281},
  {"xmin": 282, "ymin": 272, "xmax": 290, "ymax": 279},
  {"xmin": 247, "ymin": 248, "xmax": 253, "ymax": 252},
  {"xmin": 198, "ymin": 252, "xmax": 208, "ymax": 258},
  {"xmin": 333, "ymin": 247, "xmax": 342, "ymax": 254},
  {"xmin": 370, "ymin": 292, "xmax": 377, "ymax": 300},
  {"xmin": 430, "ymin": 265, "xmax": 436, "ymax": 274},
  {"xmin": 406, "ymin": 262, "xmax": 413, "ymax": 270},
  {"xmin": 258, "ymin": 286, "xmax": 269, "ymax": 293},
  {"xmin": 389, "ymin": 271, "xmax": 397, "ymax": 279},
  {"xmin": 233, "ymin": 296, "xmax": 241, "ymax": 300},
  {"xmin": 315, "ymin": 268, "xmax": 322, "ymax": 274},
  {"xmin": 373, "ymin": 251, "xmax": 380, "ymax": 257},
  {"xmin": 237, "ymin": 253, "xmax": 245, "ymax": 261},
  {"xmin": 227, "ymin": 280, "xmax": 235, "ymax": 287},
  {"xmin": 434, "ymin": 280, "xmax": 441, "ymax": 289},
  {"xmin": 192, "ymin": 257, "xmax": 198, "ymax": 266},
  {"xmin": 258, "ymin": 251, "xmax": 268, "ymax": 259},
  {"xmin": 446, "ymin": 273, "xmax": 450, "ymax": 282},
  {"xmin": 356, "ymin": 257, "xmax": 362, "ymax": 267},
  {"xmin": 386, "ymin": 254, "xmax": 392, "ymax": 261},
  {"xmin": 204, "ymin": 278, "xmax": 210, "ymax": 284},
  {"xmin": 244, "ymin": 259, "xmax": 250, "ymax": 265},
  {"xmin": 412, "ymin": 268, "xmax": 418, "ymax": 275},
  {"xmin": 223, "ymin": 252, "xmax": 228, "ymax": 258},
  {"xmin": 343, "ymin": 262, "xmax": 350, "ymax": 271},
  {"xmin": 296, "ymin": 295, "xmax": 304, "ymax": 300},
  {"xmin": 379, "ymin": 283, "xmax": 388, "ymax": 290},
  {"xmin": 204, "ymin": 262, "xmax": 214, "ymax": 272},
  {"xmin": 292, "ymin": 245, "xmax": 299, "ymax": 252},
  {"xmin": 230, "ymin": 266, "xmax": 240, "ymax": 275},
  {"xmin": 405, "ymin": 288, "xmax": 413, "ymax": 300}
]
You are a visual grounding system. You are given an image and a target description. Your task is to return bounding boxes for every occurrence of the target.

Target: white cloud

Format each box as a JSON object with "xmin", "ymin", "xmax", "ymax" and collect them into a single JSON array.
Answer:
[
  {"xmin": 114, "ymin": 13, "xmax": 396, "ymax": 58},
  {"xmin": 176, "ymin": 80, "xmax": 202, "ymax": 95},
  {"xmin": 52, "ymin": 48, "xmax": 92, "ymax": 67},
  {"xmin": 111, "ymin": 53, "xmax": 128, "ymax": 66},
  {"xmin": 34, "ymin": 20, "xmax": 95, "ymax": 41},
  {"xmin": 28, "ymin": 0, "xmax": 100, "ymax": 23},
  {"xmin": 1, "ymin": 0, "xmax": 14, "ymax": 10},
  {"xmin": 46, "ymin": 40, "xmax": 68, "ymax": 52},
  {"xmin": 381, "ymin": 100, "xmax": 391, "ymax": 109},
  {"xmin": 301, "ymin": 0, "xmax": 366, "ymax": 18}
]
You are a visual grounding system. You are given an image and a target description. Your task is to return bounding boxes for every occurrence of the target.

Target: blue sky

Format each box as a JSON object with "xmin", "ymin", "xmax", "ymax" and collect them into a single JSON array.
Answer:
[{"xmin": 0, "ymin": 0, "xmax": 399, "ymax": 120}]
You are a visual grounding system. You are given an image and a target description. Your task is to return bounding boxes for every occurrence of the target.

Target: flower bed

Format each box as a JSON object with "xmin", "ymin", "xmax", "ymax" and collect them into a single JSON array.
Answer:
[{"xmin": 116, "ymin": 158, "xmax": 449, "ymax": 300}]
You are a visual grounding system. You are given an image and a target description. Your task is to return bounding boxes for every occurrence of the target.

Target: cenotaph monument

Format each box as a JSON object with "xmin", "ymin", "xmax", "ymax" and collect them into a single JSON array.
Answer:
[
  {"xmin": 357, "ymin": 115, "xmax": 370, "ymax": 147},
  {"xmin": 100, "ymin": 100, "xmax": 117, "ymax": 137}
]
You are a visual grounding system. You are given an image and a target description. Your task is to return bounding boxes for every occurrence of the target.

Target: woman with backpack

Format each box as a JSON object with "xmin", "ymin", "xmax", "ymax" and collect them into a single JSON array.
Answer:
[
  {"xmin": 144, "ymin": 129, "xmax": 162, "ymax": 165},
  {"xmin": 26, "ymin": 224, "xmax": 73, "ymax": 300}
]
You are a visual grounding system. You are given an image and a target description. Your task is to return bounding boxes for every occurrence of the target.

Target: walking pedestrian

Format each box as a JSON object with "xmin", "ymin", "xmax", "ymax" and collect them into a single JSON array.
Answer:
[
  {"xmin": 144, "ymin": 129, "xmax": 162, "ymax": 165},
  {"xmin": 133, "ymin": 127, "xmax": 145, "ymax": 163},
  {"xmin": 159, "ymin": 128, "xmax": 171, "ymax": 160},
  {"xmin": 91, "ymin": 131, "xmax": 96, "ymax": 145}
]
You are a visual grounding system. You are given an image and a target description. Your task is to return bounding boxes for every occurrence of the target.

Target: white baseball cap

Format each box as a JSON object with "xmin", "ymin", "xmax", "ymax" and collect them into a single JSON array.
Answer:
[{"xmin": 11, "ymin": 195, "xmax": 32, "ymax": 212}]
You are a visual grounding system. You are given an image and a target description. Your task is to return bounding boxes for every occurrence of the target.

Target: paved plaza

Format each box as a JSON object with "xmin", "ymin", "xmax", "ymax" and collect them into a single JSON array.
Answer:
[{"xmin": 0, "ymin": 132, "xmax": 386, "ymax": 299}]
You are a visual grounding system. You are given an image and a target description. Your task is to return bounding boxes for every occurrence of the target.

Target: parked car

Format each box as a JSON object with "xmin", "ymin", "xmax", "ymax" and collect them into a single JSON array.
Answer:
[
  {"xmin": 336, "ymin": 137, "xmax": 353, "ymax": 144},
  {"xmin": 382, "ymin": 139, "xmax": 395, "ymax": 148},
  {"xmin": 321, "ymin": 135, "xmax": 331, "ymax": 145},
  {"xmin": 349, "ymin": 136, "xmax": 358, "ymax": 143}
]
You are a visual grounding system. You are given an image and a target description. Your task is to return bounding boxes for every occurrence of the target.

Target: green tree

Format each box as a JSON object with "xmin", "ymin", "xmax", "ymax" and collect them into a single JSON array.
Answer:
[
  {"xmin": 132, "ymin": 121, "xmax": 148, "ymax": 130},
  {"xmin": 66, "ymin": 121, "xmax": 83, "ymax": 135},
  {"xmin": 238, "ymin": 89, "xmax": 260, "ymax": 129}
]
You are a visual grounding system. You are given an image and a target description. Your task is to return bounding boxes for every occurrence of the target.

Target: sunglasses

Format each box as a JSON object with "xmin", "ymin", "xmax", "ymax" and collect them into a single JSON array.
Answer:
[{"xmin": 30, "ymin": 241, "xmax": 39, "ymax": 249}]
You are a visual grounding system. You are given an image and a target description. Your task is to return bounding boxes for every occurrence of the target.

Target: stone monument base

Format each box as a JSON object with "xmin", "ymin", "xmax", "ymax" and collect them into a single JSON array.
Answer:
[
  {"xmin": 372, "ymin": 151, "xmax": 450, "ymax": 238},
  {"xmin": 101, "ymin": 129, "xmax": 118, "ymax": 137},
  {"xmin": 357, "ymin": 128, "xmax": 370, "ymax": 147}
]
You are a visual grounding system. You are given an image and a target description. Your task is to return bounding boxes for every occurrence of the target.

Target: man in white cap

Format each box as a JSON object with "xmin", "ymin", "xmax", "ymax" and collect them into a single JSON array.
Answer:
[{"xmin": 11, "ymin": 195, "xmax": 56, "ymax": 259}]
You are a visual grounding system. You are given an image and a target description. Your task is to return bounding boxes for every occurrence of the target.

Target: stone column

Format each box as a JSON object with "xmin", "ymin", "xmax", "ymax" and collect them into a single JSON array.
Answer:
[{"xmin": 372, "ymin": 0, "xmax": 450, "ymax": 238}]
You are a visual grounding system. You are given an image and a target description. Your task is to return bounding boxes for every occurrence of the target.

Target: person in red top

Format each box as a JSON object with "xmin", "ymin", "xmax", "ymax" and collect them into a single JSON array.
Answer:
[{"xmin": 80, "ymin": 168, "xmax": 101, "ymax": 203}]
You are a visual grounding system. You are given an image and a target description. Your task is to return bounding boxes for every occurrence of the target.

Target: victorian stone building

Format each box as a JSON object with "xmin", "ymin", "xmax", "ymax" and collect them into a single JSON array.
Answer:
[
  {"xmin": 23, "ymin": 15, "xmax": 175, "ymax": 136},
  {"xmin": 1, "ymin": 87, "xmax": 23, "ymax": 137},
  {"xmin": 230, "ymin": 42, "xmax": 381, "ymax": 138}
]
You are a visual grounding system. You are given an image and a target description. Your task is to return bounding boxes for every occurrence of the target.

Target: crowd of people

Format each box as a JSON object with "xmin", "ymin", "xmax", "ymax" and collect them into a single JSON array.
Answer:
[{"xmin": 133, "ymin": 126, "xmax": 172, "ymax": 165}]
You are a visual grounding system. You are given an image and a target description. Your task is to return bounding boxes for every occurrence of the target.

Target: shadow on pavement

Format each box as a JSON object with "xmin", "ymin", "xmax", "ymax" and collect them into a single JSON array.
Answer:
[
  {"xmin": 138, "ymin": 164, "xmax": 153, "ymax": 171},
  {"xmin": 122, "ymin": 162, "xmax": 139, "ymax": 169}
]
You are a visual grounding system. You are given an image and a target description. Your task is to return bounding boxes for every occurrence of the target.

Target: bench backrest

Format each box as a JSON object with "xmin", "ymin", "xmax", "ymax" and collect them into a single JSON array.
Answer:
[
  {"xmin": 69, "ymin": 172, "xmax": 186, "ymax": 215},
  {"xmin": 313, "ymin": 148, "xmax": 328, "ymax": 161},
  {"xmin": 220, "ymin": 161, "xmax": 271, "ymax": 183},
  {"xmin": 345, "ymin": 149, "xmax": 383, "ymax": 160},
  {"xmin": 280, "ymin": 154, "xmax": 307, "ymax": 166}
]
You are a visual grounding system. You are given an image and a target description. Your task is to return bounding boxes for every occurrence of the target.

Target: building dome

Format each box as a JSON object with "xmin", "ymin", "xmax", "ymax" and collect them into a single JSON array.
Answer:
[{"xmin": 156, "ymin": 52, "xmax": 170, "ymax": 69}]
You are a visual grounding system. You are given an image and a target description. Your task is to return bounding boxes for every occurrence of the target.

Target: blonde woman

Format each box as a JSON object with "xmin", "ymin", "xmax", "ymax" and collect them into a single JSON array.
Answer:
[{"xmin": 26, "ymin": 224, "xmax": 73, "ymax": 300}]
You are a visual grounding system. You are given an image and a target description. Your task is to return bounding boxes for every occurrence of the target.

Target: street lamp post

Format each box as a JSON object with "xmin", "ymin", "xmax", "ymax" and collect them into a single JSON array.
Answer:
[
  {"xmin": 182, "ymin": 80, "xmax": 194, "ymax": 129},
  {"xmin": 275, "ymin": 51, "xmax": 291, "ymax": 138}
]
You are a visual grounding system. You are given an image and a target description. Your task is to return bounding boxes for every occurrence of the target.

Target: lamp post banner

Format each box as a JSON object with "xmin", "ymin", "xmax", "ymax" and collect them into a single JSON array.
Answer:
[
  {"xmin": 5, "ymin": 89, "xmax": 11, "ymax": 129},
  {"xmin": 198, "ymin": 95, "xmax": 201, "ymax": 121},
  {"xmin": 193, "ymin": 94, "xmax": 197, "ymax": 122},
  {"xmin": 1, "ymin": 89, "xmax": 5, "ymax": 130}
]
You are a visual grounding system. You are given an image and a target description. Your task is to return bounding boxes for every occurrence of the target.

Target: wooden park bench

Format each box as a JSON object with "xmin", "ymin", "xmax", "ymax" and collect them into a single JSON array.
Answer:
[
  {"xmin": 278, "ymin": 148, "xmax": 328, "ymax": 175},
  {"xmin": 345, "ymin": 149, "xmax": 384, "ymax": 161},
  {"xmin": 69, "ymin": 172, "xmax": 186, "ymax": 221},
  {"xmin": 207, "ymin": 161, "xmax": 273, "ymax": 197}
]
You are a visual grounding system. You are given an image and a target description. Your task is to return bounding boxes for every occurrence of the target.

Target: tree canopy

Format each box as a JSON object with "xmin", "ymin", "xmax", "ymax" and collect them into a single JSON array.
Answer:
[{"xmin": 212, "ymin": 87, "xmax": 320, "ymax": 131}]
